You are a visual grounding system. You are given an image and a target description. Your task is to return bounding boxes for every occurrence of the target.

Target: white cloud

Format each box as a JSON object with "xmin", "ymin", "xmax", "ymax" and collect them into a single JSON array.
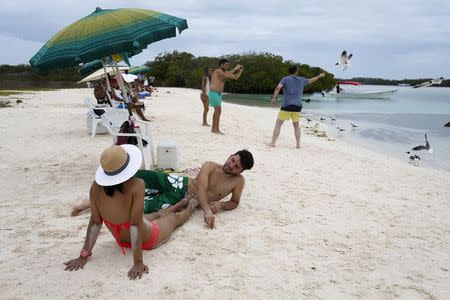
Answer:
[{"xmin": 1, "ymin": 0, "xmax": 449, "ymax": 78}]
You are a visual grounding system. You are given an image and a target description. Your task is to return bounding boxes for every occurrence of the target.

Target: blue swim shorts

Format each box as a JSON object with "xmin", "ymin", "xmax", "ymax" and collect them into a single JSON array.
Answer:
[{"xmin": 208, "ymin": 90, "xmax": 222, "ymax": 107}]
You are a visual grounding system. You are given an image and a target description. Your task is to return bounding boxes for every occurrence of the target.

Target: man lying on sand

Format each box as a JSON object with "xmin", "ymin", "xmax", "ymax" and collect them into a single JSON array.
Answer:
[
  {"xmin": 72, "ymin": 149, "xmax": 254, "ymax": 229},
  {"xmin": 64, "ymin": 145, "xmax": 198, "ymax": 280}
]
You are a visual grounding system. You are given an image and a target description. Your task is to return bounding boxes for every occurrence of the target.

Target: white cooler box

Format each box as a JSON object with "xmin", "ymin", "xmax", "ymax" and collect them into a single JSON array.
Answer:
[
  {"xmin": 86, "ymin": 113, "xmax": 108, "ymax": 135},
  {"xmin": 157, "ymin": 141, "xmax": 180, "ymax": 169}
]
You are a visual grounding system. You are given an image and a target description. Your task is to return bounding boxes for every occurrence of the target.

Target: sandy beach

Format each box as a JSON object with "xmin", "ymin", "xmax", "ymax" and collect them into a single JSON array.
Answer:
[{"xmin": 0, "ymin": 87, "xmax": 449, "ymax": 299}]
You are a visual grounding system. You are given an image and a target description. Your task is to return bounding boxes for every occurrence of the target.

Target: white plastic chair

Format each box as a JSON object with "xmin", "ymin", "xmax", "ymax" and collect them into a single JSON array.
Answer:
[
  {"xmin": 84, "ymin": 97, "xmax": 110, "ymax": 138},
  {"xmin": 101, "ymin": 109, "xmax": 154, "ymax": 170}
]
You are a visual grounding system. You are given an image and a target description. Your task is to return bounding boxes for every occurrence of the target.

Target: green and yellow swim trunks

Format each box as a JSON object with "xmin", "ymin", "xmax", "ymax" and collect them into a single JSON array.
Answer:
[
  {"xmin": 208, "ymin": 90, "xmax": 222, "ymax": 107},
  {"xmin": 133, "ymin": 170, "xmax": 189, "ymax": 214}
]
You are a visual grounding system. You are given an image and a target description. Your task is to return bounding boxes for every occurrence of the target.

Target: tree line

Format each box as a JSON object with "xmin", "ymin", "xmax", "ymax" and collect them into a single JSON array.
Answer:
[{"xmin": 146, "ymin": 51, "xmax": 336, "ymax": 93}]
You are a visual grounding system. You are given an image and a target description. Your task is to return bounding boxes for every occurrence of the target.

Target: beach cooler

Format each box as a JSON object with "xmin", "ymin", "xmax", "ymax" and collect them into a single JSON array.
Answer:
[{"xmin": 157, "ymin": 141, "xmax": 180, "ymax": 169}]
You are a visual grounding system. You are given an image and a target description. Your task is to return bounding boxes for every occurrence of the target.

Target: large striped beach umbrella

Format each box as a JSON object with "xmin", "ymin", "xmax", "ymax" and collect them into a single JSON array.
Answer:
[{"xmin": 29, "ymin": 7, "xmax": 188, "ymax": 72}]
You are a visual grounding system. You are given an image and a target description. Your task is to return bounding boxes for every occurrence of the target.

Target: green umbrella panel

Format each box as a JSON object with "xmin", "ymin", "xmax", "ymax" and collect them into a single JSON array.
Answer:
[
  {"xmin": 30, "ymin": 7, "xmax": 188, "ymax": 72},
  {"xmin": 128, "ymin": 65, "xmax": 151, "ymax": 75}
]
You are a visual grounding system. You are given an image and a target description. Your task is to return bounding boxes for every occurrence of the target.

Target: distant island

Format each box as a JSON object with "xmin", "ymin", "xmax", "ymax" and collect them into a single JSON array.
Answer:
[{"xmin": 337, "ymin": 77, "xmax": 450, "ymax": 87}]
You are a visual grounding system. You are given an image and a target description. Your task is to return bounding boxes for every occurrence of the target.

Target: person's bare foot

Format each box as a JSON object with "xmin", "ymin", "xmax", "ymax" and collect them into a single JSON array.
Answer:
[
  {"xmin": 188, "ymin": 198, "xmax": 199, "ymax": 211},
  {"xmin": 71, "ymin": 205, "xmax": 87, "ymax": 217},
  {"xmin": 269, "ymin": 142, "xmax": 276, "ymax": 147},
  {"xmin": 202, "ymin": 123, "xmax": 211, "ymax": 127},
  {"xmin": 296, "ymin": 145, "xmax": 300, "ymax": 149},
  {"xmin": 211, "ymin": 130, "xmax": 225, "ymax": 135},
  {"xmin": 174, "ymin": 198, "xmax": 190, "ymax": 211}
]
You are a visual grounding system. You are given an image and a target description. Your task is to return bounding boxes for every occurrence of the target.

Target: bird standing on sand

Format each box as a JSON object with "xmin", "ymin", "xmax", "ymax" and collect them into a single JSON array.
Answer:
[
  {"xmin": 411, "ymin": 134, "xmax": 433, "ymax": 153},
  {"xmin": 306, "ymin": 118, "xmax": 312, "ymax": 122},
  {"xmin": 406, "ymin": 151, "xmax": 421, "ymax": 167},
  {"xmin": 335, "ymin": 50, "xmax": 353, "ymax": 71}
]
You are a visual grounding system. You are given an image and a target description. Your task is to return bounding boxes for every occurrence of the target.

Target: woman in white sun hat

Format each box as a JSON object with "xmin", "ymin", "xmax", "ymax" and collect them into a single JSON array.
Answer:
[{"xmin": 64, "ymin": 144, "xmax": 198, "ymax": 280}]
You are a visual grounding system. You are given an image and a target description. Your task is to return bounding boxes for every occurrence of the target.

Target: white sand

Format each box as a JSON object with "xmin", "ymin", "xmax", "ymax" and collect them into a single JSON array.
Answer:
[{"xmin": 0, "ymin": 88, "xmax": 449, "ymax": 299}]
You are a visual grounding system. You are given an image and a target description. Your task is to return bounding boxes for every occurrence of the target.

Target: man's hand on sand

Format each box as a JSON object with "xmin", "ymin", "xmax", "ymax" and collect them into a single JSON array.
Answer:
[
  {"xmin": 210, "ymin": 201, "xmax": 222, "ymax": 214},
  {"xmin": 64, "ymin": 257, "xmax": 88, "ymax": 271},
  {"xmin": 204, "ymin": 211, "xmax": 215, "ymax": 229},
  {"xmin": 128, "ymin": 263, "xmax": 149, "ymax": 280}
]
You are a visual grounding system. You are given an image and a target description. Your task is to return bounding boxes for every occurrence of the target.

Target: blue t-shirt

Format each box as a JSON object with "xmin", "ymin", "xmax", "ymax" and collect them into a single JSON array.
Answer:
[{"xmin": 280, "ymin": 76, "xmax": 309, "ymax": 110}]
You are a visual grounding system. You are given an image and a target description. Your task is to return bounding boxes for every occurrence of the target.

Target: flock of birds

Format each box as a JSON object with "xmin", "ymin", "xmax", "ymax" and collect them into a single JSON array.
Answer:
[
  {"xmin": 335, "ymin": 50, "xmax": 444, "ymax": 88},
  {"xmin": 304, "ymin": 116, "xmax": 435, "ymax": 167}
]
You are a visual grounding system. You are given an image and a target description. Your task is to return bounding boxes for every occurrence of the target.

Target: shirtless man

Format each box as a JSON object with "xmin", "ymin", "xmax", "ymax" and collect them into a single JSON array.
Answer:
[
  {"xmin": 72, "ymin": 149, "xmax": 254, "ymax": 229},
  {"xmin": 209, "ymin": 59, "xmax": 244, "ymax": 134}
]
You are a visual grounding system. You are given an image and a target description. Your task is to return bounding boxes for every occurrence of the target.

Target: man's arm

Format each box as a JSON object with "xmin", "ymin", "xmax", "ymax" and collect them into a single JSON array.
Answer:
[
  {"xmin": 127, "ymin": 180, "xmax": 148, "ymax": 280},
  {"xmin": 221, "ymin": 66, "xmax": 244, "ymax": 80},
  {"xmin": 210, "ymin": 177, "xmax": 245, "ymax": 213},
  {"xmin": 271, "ymin": 83, "xmax": 283, "ymax": 105},
  {"xmin": 308, "ymin": 72, "xmax": 326, "ymax": 84},
  {"xmin": 195, "ymin": 162, "xmax": 215, "ymax": 228},
  {"xmin": 64, "ymin": 185, "xmax": 103, "ymax": 271}
]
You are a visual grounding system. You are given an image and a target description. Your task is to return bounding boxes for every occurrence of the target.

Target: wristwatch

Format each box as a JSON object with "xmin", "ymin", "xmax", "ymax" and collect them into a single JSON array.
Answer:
[{"xmin": 80, "ymin": 249, "xmax": 92, "ymax": 258}]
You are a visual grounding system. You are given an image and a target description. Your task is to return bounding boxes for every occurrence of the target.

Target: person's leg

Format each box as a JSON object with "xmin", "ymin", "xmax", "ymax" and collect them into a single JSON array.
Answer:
[
  {"xmin": 71, "ymin": 197, "xmax": 90, "ymax": 216},
  {"xmin": 211, "ymin": 106, "xmax": 223, "ymax": 134},
  {"xmin": 143, "ymin": 197, "xmax": 189, "ymax": 222},
  {"xmin": 132, "ymin": 103, "xmax": 150, "ymax": 122},
  {"xmin": 293, "ymin": 121, "xmax": 301, "ymax": 148},
  {"xmin": 201, "ymin": 95, "xmax": 210, "ymax": 126},
  {"xmin": 154, "ymin": 198, "xmax": 198, "ymax": 245},
  {"xmin": 269, "ymin": 119, "xmax": 284, "ymax": 147}
]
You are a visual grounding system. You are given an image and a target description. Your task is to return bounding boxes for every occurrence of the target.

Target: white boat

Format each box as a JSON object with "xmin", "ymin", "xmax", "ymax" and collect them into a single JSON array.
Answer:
[
  {"xmin": 324, "ymin": 81, "xmax": 398, "ymax": 99},
  {"xmin": 325, "ymin": 89, "xmax": 398, "ymax": 99}
]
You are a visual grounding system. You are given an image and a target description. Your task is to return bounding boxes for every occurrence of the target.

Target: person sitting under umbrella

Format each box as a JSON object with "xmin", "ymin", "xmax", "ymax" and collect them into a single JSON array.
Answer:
[{"xmin": 109, "ymin": 77, "xmax": 150, "ymax": 122}]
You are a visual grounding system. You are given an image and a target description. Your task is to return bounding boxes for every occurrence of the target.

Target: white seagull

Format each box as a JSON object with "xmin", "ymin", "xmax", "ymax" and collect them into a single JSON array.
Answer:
[
  {"xmin": 413, "ymin": 77, "xmax": 444, "ymax": 89},
  {"xmin": 335, "ymin": 50, "xmax": 353, "ymax": 71}
]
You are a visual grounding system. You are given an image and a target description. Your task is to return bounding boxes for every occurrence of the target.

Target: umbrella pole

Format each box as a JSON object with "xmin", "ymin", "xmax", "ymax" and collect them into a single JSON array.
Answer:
[
  {"xmin": 101, "ymin": 60, "xmax": 111, "ymax": 92},
  {"xmin": 112, "ymin": 60, "xmax": 133, "ymax": 117}
]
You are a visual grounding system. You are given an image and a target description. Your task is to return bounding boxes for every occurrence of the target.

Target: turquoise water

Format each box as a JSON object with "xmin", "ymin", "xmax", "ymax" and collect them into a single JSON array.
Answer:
[{"xmin": 223, "ymin": 86, "xmax": 450, "ymax": 171}]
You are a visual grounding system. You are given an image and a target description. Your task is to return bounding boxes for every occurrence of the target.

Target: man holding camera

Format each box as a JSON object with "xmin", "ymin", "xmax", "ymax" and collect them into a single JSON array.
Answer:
[{"xmin": 209, "ymin": 59, "xmax": 244, "ymax": 135}]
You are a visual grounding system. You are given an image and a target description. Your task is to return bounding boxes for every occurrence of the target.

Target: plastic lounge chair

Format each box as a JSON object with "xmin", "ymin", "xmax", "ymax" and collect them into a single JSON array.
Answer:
[
  {"xmin": 84, "ymin": 97, "xmax": 110, "ymax": 138},
  {"xmin": 101, "ymin": 109, "xmax": 154, "ymax": 170}
]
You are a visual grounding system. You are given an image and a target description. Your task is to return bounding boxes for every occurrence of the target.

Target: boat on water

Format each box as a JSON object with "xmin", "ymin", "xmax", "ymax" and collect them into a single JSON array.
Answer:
[{"xmin": 323, "ymin": 81, "xmax": 398, "ymax": 99}]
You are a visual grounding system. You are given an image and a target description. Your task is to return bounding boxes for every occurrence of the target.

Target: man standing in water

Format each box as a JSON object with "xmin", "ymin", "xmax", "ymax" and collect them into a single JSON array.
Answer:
[
  {"xmin": 270, "ymin": 65, "xmax": 325, "ymax": 148},
  {"xmin": 209, "ymin": 59, "xmax": 244, "ymax": 134}
]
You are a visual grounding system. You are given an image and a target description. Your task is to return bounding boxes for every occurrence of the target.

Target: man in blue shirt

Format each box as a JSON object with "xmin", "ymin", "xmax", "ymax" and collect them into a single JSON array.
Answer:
[{"xmin": 269, "ymin": 65, "xmax": 325, "ymax": 148}]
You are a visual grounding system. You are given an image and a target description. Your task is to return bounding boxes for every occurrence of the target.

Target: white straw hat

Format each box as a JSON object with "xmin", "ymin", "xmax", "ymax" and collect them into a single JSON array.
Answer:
[{"xmin": 95, "ymin": 144, "xmax": 142, "ymax": 186}]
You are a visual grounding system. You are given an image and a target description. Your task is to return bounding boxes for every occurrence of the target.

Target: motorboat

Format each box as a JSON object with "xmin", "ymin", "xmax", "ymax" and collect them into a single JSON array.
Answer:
[{"xmin": 323, "ymin": 81, "xmax": 398, "ymax": 99}]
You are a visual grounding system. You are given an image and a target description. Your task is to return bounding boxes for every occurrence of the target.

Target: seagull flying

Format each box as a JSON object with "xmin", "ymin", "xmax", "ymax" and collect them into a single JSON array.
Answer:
[
  {"xmin": 335, "ymin": 50, "xmax": 353, "ymax": 71},
  {"xmin": 350, "ymin": 122, "xmax": 359, "ymax": 128},
  {"xmin": 337, "ymin": 127, "xmax": 345, "ymax": 132},
  {"xmin": 329, "ymin": 117, "xmax": 336, "ymax": 121},
  {"xmin": 413, "ymin": 77, "xmax": 445, "ymax": 89},
  {"xmin": 320, "ymin": 117, "xmax": 326, "ymax": 122},
  {"xmin": 411, "ymin": 134, "xmax": 433, "ymax": 153}
]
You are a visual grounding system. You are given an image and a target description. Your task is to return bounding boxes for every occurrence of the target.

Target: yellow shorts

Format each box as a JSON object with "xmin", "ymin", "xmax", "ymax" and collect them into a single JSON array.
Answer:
[{"xmin": 278, "ymin": 110, "xmax": 301, "ymax": 122}]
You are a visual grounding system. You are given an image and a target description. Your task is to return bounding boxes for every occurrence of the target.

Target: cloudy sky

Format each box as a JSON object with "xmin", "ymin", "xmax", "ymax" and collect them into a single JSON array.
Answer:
[{"xmin": 1, "ymin": 0, "xmax": 449, "ymax": 79}]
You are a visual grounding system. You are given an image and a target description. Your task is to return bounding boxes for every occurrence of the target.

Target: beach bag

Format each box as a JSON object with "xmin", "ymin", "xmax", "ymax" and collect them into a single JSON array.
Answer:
[
  {"xmin": 116, "ymin": 120, "xmax": 148, "ymax": 146},
  {"xmin": 116, "ymin": 120, "xmax": 138, "ymax": 145}
]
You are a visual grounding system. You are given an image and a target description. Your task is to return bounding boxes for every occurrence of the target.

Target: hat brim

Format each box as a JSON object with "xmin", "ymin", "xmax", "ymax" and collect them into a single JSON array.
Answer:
[{"xmin": 95, "ymin": 144, "xmax": 142, "ymax": 186}]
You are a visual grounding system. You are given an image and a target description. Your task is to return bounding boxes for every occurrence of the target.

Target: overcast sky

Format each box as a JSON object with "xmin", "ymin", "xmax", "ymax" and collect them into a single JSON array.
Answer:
[{"xmin": 1, "ymin": 0, "xmax": 450, "ymax": 79}]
